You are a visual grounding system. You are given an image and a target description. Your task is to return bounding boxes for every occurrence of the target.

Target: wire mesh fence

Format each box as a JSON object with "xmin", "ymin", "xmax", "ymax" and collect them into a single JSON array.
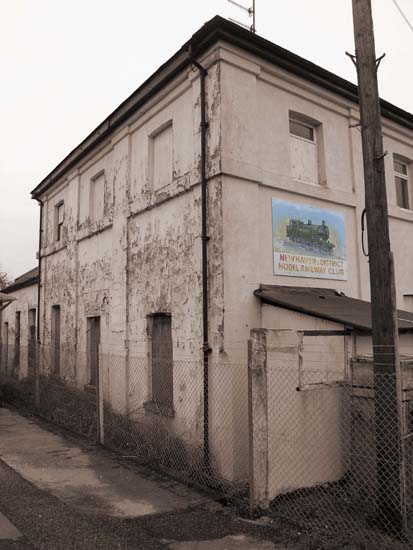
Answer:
[
  {"xmin": 248, "ymin": 328, "xmax": 413, "ymax": 549},
  {"xmin": 0, "ymin": 343, "xmax": 250, "ymax": 508},
  {"xmin": 2, "ymin": 336, "xmax": 413, "ymax": 548}
]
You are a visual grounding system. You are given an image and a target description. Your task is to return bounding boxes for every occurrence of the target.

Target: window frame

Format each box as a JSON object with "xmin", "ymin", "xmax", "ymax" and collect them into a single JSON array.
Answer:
[
  {"xmin": 86, "ymin": 316, "xmax": 101, "ymax": 388},
  {"xmin": 54, "ymin": 201, "xmax": 64, "ymax": 242},
  {"xmin": 14, "ymin": 311, "xmax": 21, "ymax": 369},
  {"xmin": 2, "ymin": 322, "xmax": 9, "ymax": 367},
  {"xmin": 394, "ymin": 157, "xmax": 410, "ymax": 210},
  {"xmin": 89, "ymin": 170, "xmax": 105, "ymax": 223},
  {"xmin": 288, "ymin": 110, "xmax": 325, "ymax": 186},
  {"xmin": 51, "ymin": 305, "xmax": 61, "ymax": 375},
  {"xmin": 149, "ymin": 120, "xmax": 174, "ymax": 192},
  {"xmin": 289, "ymin": 118, "xmax": 317, "ymax": 144},
  {"xmin": 146, "ymin": 312, "xmax": 174, "ymax": 416}
]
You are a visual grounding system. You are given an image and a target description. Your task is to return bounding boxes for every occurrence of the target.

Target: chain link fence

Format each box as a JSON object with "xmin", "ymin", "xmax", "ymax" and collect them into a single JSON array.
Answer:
[
  {"xmin": 0, "ymin": 343, "xmax": 249, "ymax": 507},
  {"xmin": 2, "ymin": 336, "xmax": 413, "ymax": 548},
  {"xmin": 248, "ymin": 328, "xmax": 413, "ymax": 549}
]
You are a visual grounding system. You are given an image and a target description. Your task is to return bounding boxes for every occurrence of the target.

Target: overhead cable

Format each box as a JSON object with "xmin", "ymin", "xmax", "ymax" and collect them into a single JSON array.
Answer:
[{"xmin": 392, "ymin": 0, "xmax": 413, "ymax": 34}]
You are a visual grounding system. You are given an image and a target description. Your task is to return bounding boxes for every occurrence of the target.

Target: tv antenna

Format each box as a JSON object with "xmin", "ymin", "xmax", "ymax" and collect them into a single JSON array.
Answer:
[{"xmin": 228, "ymin": 0, "xmax": 256, "ymax": 33}]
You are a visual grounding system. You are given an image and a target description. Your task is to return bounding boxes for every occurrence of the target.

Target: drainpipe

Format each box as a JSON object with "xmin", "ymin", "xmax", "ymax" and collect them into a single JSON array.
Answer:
[
  {"xmin": 188, "ymin": 52, "xmax": 210, "ymax": 467},
  {"xmin": 34, "ymin": 198, "xmax": 43, "ymax": 409},
  {"xmin": 36, "ymin": 199, "xmax": 43, "ymax": 343}
]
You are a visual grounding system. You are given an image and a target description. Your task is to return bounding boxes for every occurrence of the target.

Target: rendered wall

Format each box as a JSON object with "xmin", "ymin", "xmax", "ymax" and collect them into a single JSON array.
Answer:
[
  {"xmin": 36, "ymin": 51, "xmax": 230, "ymax": 474},
  {"xmin": 249, "ymin": 328, "xmax": 350, "ymax": 507},
  {"xmin": 1, "ymin": 283, "xmax": 38, "ymax": 378}
]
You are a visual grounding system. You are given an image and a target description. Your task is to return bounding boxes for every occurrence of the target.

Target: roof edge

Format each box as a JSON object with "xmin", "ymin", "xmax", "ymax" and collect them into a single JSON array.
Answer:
[
  {"xmin": 2, "ymin": 275, "xmax": 39, "ymax": 294},
  {"xmin": 254, "ymin": 288, "xmax": 413, "ymax": 334},
  {"xmin": 31, "ymin": 15, "xmax": 413, "ymax": 200}
]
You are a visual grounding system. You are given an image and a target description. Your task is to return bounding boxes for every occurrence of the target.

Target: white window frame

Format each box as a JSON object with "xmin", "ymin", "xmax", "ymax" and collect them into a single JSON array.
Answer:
[
  {"xmin": 54, "ymin": 201, "xmax": 64, "ymax": 242},
  {"xmin": 289, "ymin": 117, "xmax": 317, "ymax": 145},
  {"xmin": 394, "ymin": 157, "xmax": 410, "ymax": 210}
]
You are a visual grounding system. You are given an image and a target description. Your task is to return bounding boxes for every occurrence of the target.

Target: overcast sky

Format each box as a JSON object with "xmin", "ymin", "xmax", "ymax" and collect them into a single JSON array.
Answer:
[{"xmin": 1, "ymin": 0, "xmax": 412, "ymax": 279}]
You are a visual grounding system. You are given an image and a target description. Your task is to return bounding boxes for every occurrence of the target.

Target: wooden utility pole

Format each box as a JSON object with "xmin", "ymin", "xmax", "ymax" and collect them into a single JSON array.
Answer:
[{"xmin": 351, "ymin": 0, "xmax": 406, "ymax": 534}]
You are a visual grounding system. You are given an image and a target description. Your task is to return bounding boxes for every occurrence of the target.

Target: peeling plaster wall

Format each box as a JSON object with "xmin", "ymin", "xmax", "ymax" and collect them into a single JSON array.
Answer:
[
  {"xmin": 1, "ymin": 283, "xmax": 38, "ymax": 378},
  {"xmin": 37, "ymin": 51, "xmax": 226, "ymax": 461}
]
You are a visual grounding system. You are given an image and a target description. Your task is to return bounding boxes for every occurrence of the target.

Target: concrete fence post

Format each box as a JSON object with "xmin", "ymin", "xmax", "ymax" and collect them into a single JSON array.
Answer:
[{"xmin": 248, "ymin": 329, "xmax": 269, "ymax": 513}]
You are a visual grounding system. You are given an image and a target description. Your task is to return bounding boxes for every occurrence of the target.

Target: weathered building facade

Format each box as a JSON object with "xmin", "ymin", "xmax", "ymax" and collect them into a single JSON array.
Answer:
[
  {"xmin": 30, "ymin": 17, "xmax": 413, "ymax": 481},
  {"xmin": 0, "ymin": 267, "xmax": 38, "ymax": 378}
]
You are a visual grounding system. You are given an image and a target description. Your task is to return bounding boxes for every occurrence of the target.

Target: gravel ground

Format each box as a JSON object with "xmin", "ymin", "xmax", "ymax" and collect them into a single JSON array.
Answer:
[
  {"xmin": 0, "ymin": 541, "xmax": 35, "ymax": 550},
  {"xmin": 0, "ymin": 459, "xmax": 163, "ymax": 550},
  {"xmin": 0, "ymin": 456, "xmax": 292, "ymax": 550},
  {"xmin": 1, "ymin": 409, "xmax": 408, "ymax": 550}
]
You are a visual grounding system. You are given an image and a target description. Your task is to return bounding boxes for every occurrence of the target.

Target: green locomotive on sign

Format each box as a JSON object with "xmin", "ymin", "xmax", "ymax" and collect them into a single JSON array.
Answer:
[{"xmin": 286, "ymin": 219, "xmax": 335, "ymax": 254}]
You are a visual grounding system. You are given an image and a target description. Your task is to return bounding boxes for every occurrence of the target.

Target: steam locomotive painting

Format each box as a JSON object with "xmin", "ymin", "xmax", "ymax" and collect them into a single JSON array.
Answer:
[
  {"xmin": 286, "ymin": 218, "xmax": 335, "ymax": 255},
  {"xmin": 272, "ymin": 198, "xmax": 347, "ymax": 280}
]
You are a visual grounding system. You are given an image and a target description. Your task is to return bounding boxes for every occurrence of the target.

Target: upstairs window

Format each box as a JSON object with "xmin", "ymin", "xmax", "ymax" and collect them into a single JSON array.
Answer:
[
  {"xmin": 150, "ymin": 122, "xmax": 173, "ymax": 191},
  {"xmin": 54, "ymin": 201, "xmax": 64, "ymax": 242},
  {"xmin": 90, "ymin": 172, "xmax": 105, "ymax": 222},
  {"xmin": 394, "ymin": 157, "xmax": 410, "ymax": 210},
  {"xmin": 289, "ymin": 119, "xmax": 315, "ymax": 142},
  {"xmin": 28, "ymin": 308, "xmax": 36, "ymax": 342},
  {"xmin": 289, "ymin": 112, "xmax": 323, "ymax": 185}
]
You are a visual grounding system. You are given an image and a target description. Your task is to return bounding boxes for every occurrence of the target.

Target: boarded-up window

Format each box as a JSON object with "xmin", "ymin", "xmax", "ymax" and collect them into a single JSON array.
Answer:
[
  {"xmin": 14, "ymin": 311, "xmax": 21, "ymax": 369},
  {"xmin": 28, "ymin": 308, "xmax": 36, "ymax": 342},
  {"xmin": 2, "ymin": 322, "xmax": 9, "ymax": 368},
  {"xmin": 87, "ymin": 316, "xmax": 100, "ymax": 387},
  {"xmin": 289, "ymin": 113, "xmax": 320, "ymax": 184},
  {"xmin": 151, "ymin": 313, "xmax": 173, "ymax": 409},
  {"xmin": 51, "ymin": 306, "xmax": 61, "ymax": 375},
  {"xmin": 90, "ymin": 172, "xmax": 105, "ymax": 222},
  {"xmin": 28, "ymin": 309, "xmax": 36, "ymax": 372},
  {"xmin": 151, "ymin": 123, "xmax": 173, "ymax": 191}
]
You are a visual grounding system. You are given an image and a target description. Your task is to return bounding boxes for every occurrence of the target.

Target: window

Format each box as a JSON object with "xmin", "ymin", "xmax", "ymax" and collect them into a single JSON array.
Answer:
[
  {"xmin": 150, "ymin": 122, "xmax": 173, "ymax": 191},
  {"xmin": 54, "ymin": 201, "xmax": 64, "ymax": 242},
  {"xmin": 394, "ymin": 157, "xmax": 410, "ymax": 209},
  {"xmin": 289, "ymin": 119, "xmax": 315, "ymax": 142},
  {"xmin": 87, "ymin": 316, "xmax": 100, "ymax": 387},
  {"xmin": 51, "ymin": 306, "xmax": 61, "ymax": 375},
  {"xmin": 404, "ymin": 295, "xmax": 413, "ymax": 312},
  {"xmin": 28, "ymin": 308, "xmax": 36, "ymax": 343},
  {"xmin": 90, "ymin": 172, "xmax": 105, "ymax": 222},
  {"xmin": 289, "ymin": 112, "xmax": 323, "ymax": 185},
  {"xmin": 2, "ymin": 322, "xmax": 9, "ymax": 368},
  {"xmin": 150, "ymin": 313, "xmax": 173, "ymax": 411},
  {"xmin": 14, "ymin": 311, "xmax": 21, "ymax": 369},
  {"xmin": 28, "ymin": 308, "xmax": 36, "ymax": 372}
]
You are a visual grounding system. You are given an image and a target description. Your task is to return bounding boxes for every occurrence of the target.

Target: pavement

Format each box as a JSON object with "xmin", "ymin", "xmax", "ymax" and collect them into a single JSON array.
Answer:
[
  {"xmin": 0, "ymin": 407, "xmax": 210, "ymax": 518},
  {"xmin": 0, "ymin": 407, "xmax": 290, "ymax": 549}
]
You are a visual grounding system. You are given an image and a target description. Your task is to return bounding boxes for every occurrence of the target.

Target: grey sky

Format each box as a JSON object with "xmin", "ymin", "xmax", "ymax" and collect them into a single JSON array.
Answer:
[{"xmin": 1, "ymin": 0, "xmax": 412, "ymax": 278}]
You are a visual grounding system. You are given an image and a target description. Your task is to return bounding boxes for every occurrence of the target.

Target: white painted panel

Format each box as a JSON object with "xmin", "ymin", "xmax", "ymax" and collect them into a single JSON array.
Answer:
[
  {"xmin": 290, "ymin": 136, "xmax": 318, "ymax": 184},
  {"xmin": 152, "ymin": 124, "xmax": 173, "ymax": 191}
]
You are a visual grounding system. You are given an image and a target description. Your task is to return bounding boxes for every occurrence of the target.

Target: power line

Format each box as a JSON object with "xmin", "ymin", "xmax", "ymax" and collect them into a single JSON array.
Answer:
[{"xmin": 391, "ymin": 0, "xmax": 413, "ymax": 34}]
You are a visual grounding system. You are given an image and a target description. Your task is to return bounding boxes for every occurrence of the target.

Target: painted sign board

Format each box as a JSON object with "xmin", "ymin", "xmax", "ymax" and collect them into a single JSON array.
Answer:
[{"xmin": 272, "ymin": 199, "xmax": 347, "ymax": 280}]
